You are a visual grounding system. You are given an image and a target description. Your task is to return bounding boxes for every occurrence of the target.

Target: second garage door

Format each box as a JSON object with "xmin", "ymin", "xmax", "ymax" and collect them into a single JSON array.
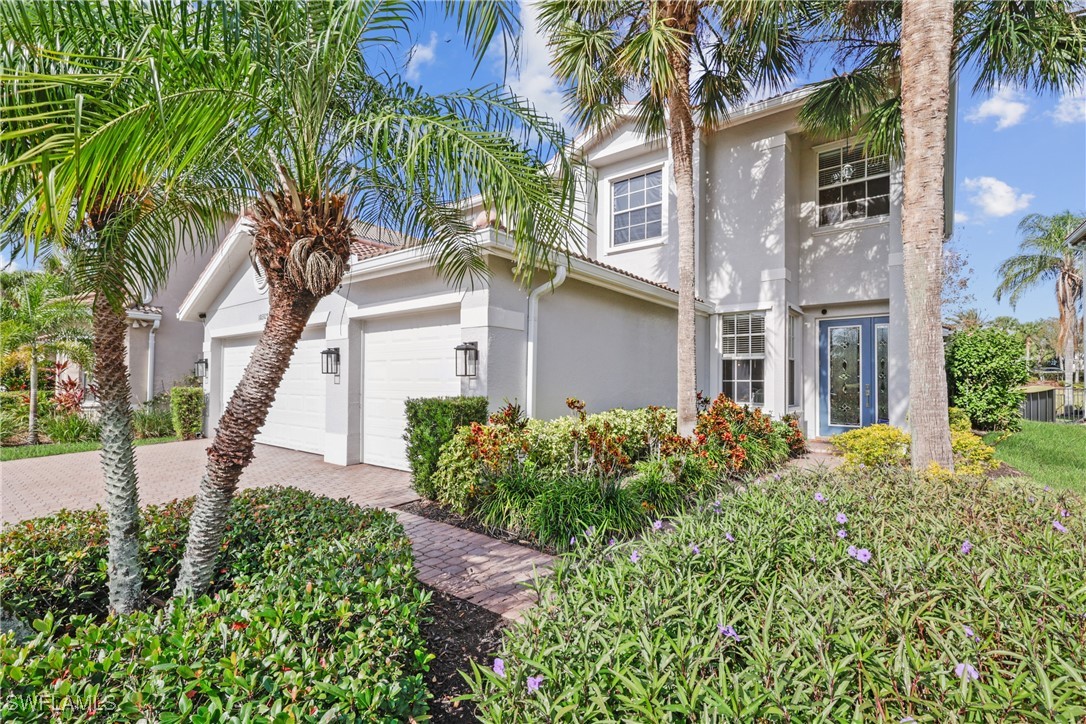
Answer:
[
  {"xmin": 220, "ymin": 330, "xmax": 327, "ymax": 455},
  {"xmin": 363, "ymin": 309, "xmax": 462, "ymax": 470}
]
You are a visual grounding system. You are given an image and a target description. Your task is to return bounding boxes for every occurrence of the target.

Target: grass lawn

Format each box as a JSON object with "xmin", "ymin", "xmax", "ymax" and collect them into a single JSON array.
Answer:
[
  {"xmin": 984, "ymin": 421, "xmax": 1086, "ymax": 493},
  {"xmin": 0, "ymin": 436, "xmax": 178, "ymax": 462}
]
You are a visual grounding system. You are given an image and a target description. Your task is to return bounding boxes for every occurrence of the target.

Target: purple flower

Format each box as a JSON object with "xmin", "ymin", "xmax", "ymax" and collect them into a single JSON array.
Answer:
[
  {"xmin": 1060, "ymin": 509, "xmax": 1070, "ymax": 518},
  {"xmin": 526, "ymin": 674, "xmax": 544, "ymax": 693},
  {"xmin": 814, "ymin": 492, "xmax": 826, "ymax": 503},
  {"xmin": 855, "ymin": 548, "xmax": 872, "ymax": 564},
  {"xmin": 1044, "ymin": 486, "xmax": 1051, "ymax": 492},
  {"xmin": 954, "ymin": 662, "xmax": 979, "ymax": 681},
  {"xmin": 652, "ymin": 520, "xmax": 663, "ymax": 531},
  {"xmin": 1053, "ymin": 520, "xmax": 1068, "ymax": 533},
  {"xmin": 492, "ymin": 658, "xmax": 505, "ymax": 678},
  {"xmin": 847, "ymin": 545, "xmax": 858, "ymax": 558},
  {"xmin": 725, "ymin": 532, "xmax": 735, "ymax": 543},
  {"xmin": 837, "ymin": 529, "xmax": 848, "ymax": 539},
  {"xmin": 960, "ymin": 540, "xmax": 973, "ymax": 555},
  {"xmin": 690, "ymin": 543, "xmax": 700, "ymax": 555},
  {"xmin": 1029, "ymin": 496, "xmax": 1036, "ymax": 504},
  {"xmin": 609, "ymin": 537, "xmax": 616, "ymax": 546},
  {"xmin": 836, "ymin": 512, "xmax": 848, "ymax": 524},
  {"xmin": 963, "ymin": 625, "xmax": 979, "ymax": 642},
  {"xmin": 585, "ymin": 526, "xmax": 596, "ymax": 536},
  {"xmin": 570, "ymin": 536, "xmax": 576, "ymax": 546},
  {"xmin": 630, "ymin": 550, "xmax": 641, "ymax": 563},
  {"xmin": 774, "ymin": 474, "xmax": 781, "ymax": 481},
  {"xmin": 717, "ymin": 624, "xmax": 742, "ymax": 641}
]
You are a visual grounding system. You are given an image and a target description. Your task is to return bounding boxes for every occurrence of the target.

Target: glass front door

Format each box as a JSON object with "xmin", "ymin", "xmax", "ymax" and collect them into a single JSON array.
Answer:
[{"xmin": 819, "ymin": 317, "xmax": 889, "ymax": 436}]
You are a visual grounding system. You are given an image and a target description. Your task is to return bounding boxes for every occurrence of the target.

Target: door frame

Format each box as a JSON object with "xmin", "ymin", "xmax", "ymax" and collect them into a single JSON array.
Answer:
[{"xmin": 818, "ymin": 315, "xmax": 889, "ymax": 437}]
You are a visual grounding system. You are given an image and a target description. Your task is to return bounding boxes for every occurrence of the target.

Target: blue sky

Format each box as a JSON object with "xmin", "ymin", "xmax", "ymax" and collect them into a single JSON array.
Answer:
[{"xmin": 396, "ymin": 4, "xmax": 1086, "ymax": 324}]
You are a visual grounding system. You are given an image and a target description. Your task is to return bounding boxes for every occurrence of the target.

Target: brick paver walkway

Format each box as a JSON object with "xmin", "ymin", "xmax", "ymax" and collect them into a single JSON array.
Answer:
[{"xmin": 0, "ymin": 440, "xmax": 550, "ymax": 619}]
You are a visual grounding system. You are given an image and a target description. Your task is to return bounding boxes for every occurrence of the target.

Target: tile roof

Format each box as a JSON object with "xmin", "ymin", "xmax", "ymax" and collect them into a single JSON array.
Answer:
[
  {"xmin": 128, "ymin": 304, "xmax": 163, "ymax": 316},
  {"xmin": 569, "ymin": 252, "xmax": 678, "ymax": 294}
]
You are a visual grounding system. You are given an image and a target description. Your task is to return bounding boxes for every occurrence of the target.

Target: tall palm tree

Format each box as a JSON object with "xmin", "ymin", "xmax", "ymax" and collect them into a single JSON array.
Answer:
[
  {"xmin": 945, "ymin": 307, "xmax": 987, "ymax": 333},
  {"xmin": 1, "ymin": 0, "xmax": 244, "ymax": 613},
  {"xmin": 538, "ymin": 0, "xmax": 807, "ymax": 435},
  {"xmin": 799, "ymin": 0, "xmax": 1086, "ymax": 470},
  {"xmin": 166, "ymin": 1, "xmax": 580, "ymax": 597},
  {"xmin": 0, "ymin": 269, "xmax": 91, "ymax": 443},
  {"xmin": 996, "ymin": 211, "xmax": 1084, "ymax": 400}
]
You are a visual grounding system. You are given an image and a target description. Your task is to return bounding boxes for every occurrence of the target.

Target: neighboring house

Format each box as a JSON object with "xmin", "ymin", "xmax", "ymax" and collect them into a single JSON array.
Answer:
[{"xmin": 179, "ymin": 87, "xmax": 955, "ymax": 470}]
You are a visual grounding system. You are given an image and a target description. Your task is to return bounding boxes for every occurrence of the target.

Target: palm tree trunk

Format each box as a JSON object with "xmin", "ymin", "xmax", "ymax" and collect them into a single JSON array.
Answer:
[
  {"xmin": 172, "ymin": 288, "xmax": 320, "ymax": 597},
  {"xmin": 663, "ymin": 0, "xmax": 699, "ymax": 437},
  {"xmin": 900, "ymin": 0, "xmax": 955, "ymax": 471},
  {"xmin": 27, "ymin": 352, "xmax": 39, "ymax": 445},
  {"xmin": 93, "ymin": 294, "xmax": 143, "ymax": 614}
]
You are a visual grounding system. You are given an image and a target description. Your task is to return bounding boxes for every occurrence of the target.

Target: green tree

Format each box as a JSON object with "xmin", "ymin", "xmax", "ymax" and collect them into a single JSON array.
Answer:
[
  {"xmin": 1, "ymin": 0, "xmax": 242, "ymax": 613},
  {"xmin": 537, "ymin": 0, "xmax": 807, "ymax": 436},
  {"xmin": 799, "ymin": 0, "xmax": 1086, "ymax": 470},
  {"xmin": 0, "ymin": 269, "xmax": 91, "ymax": 443},
  {"xmin": 946, "ymin": 328, "xmax": 1030, "ymax": 431},
  {"xmin": 995, "ymin": 211, "xmax": 1084, "ymax": 398}
]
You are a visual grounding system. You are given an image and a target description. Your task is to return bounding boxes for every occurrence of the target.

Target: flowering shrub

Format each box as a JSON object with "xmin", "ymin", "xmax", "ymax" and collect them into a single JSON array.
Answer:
[
  {"xmin": 691, "ymin": 394, "xmax": 793, "ymax": 474},
  {"xmin": 832, "ymin": 424, "xmax": 999, "ymax": 476},
  {"xmin": 1, "ymin": 487, "xmax": 431, "ymax": 720},
  {"xmin": 464, "ymin": 468, "xmax": 1085, "ymax": 720}
]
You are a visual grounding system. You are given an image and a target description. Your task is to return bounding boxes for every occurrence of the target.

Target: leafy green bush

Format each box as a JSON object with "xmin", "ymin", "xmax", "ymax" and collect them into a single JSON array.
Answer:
[
  {"xmin": 132, "ymin": 394, "xmax": 175, "ymax": 439},
  {"xmin": 627, "ymin": 456, "xmax": 701, "ymax": 517},
  {"xmin": 169, "ymin": 386, "xmax": 205, "ymax": 440},
  {"xmin": 1, "ymin": 488, "xmax": 431, "ymax": 721},
  {"xmin": 465, "ymin": 468, "xmax": 1086, "ymax": 720},
  {"xmin": 832, "ymin": 424, "xmax": 999, "ymax": 477},
  {"xmin": 0, "ymin": 406, "xmax": 27, "ymax": 442},
  {"xmin": 404, "ymin": 395, "xmax": 489, "ymax": 499},
  {"xmin": 40, "ymin": 413, "xmax": 99, "ymax": 443},
  {"xmin": 946, "ymin": 329, "xmax": 1030, "ymax": 431},
  {"xmin": 528, "ymin": 476, "xmax": 644, "ymax": 551},
  {"xmin": 430, "ymin": 427, "xmax": 483, "ymax": 514}
]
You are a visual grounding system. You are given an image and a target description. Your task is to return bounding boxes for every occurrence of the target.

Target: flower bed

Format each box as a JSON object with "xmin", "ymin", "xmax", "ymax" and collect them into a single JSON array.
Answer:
[
  {"xmin": 416, "ymin": 396, "xmax": 804, "ymax": 550},
  {"xmin": 463, "ymin": 468, "xmax": 1085, "ymax": 720},
  {"xmin": 1, "ymin": 487, "xmax": 431, "ymax": 721}
]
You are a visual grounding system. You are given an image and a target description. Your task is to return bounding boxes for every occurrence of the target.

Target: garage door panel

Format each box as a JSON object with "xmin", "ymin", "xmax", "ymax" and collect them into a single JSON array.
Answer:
[
  {"xmin": 220, "ymin": 331, "xmax": 326, "ymax": 455},
  {"xmin": 363, "ymin": 310, "xmax": 461, "ymax": 470}
]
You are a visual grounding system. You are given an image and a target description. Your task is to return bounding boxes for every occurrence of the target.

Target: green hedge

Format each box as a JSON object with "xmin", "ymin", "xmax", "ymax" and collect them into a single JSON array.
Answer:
[
  {"xmin": 0, "ymin": 487, "xmax": 431, "ymax": 721},
  {"xmin": 946, "ymin": 329, "xmax": 1030, "ymax": 431},
  {"xmin": 403, "ymin": 396, "xmax": 489, "ymax": 498},
  {"xmin": 169, "ymin": 386, "xmax": 205, "ymax": 440},
  {"xmin": 464, "ymin": 468, "xmax": 1086, "ymax": 720}
]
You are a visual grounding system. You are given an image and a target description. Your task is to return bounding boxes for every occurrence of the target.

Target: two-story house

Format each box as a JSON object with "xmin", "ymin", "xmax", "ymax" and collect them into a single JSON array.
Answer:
[{"xmin": 179, "ymin": 87, "xmax": 951, "ymax": 470}]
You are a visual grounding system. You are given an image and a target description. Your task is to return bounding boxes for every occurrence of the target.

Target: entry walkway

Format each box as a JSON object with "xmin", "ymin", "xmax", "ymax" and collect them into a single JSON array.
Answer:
[{"xmin": 0, "ymin": 439, "xmax": 550, "ymax": 619}]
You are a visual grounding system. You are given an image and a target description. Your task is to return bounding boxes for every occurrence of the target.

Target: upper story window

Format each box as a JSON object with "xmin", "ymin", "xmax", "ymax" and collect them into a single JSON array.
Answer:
[
  {"xmin": 613, "ymin": 169, "xmax": 663, "ymax": 245},
  {"xmin": 818, "ymin": 145, "xmax": 890, "ymax": 226}
]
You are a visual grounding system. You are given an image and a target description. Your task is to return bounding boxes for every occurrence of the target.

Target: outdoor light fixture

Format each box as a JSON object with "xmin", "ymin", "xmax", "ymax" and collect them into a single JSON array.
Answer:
[
  {"xmin": 193, "ymin": 358, "xmax": 209, "ymax": 378},
  {"xmin": 455, "ymin": 341, "xmax": 478, "ymax": 377},
  {"xmin": 321, "ymin": 347, "xmax": 340, "ymax": 376}
]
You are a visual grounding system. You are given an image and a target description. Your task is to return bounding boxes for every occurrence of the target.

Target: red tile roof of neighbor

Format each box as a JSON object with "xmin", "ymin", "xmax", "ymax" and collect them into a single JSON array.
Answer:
[{"xmin": 127, "ymin": 304, "xmax": 163, "ymax": 316}]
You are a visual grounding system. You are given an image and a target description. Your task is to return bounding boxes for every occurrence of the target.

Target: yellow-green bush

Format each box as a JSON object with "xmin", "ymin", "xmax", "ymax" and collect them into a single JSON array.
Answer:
[
  {"xmin": 948, "ymin": 407, "xmax": 972, "ymax": 432},
  {"xmin": 832, "ymin": 424, "xmax": 998, "ymax": 477}
]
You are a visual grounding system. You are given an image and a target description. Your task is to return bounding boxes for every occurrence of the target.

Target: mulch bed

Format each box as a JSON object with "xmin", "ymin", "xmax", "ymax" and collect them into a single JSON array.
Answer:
[
  {"xmin": 396, "ymin": 499, "xmax": 556, "ymax": 555},
  {"xmin": 421, "ymin": 585, "xmax": 506, "ymax": 723}
]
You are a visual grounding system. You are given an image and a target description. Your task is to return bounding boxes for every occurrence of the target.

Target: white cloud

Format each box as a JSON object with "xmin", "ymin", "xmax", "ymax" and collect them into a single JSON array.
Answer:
[
  {"xmin": 1050, "ymin": 90, "xmax": 1086, "ymax": 124},
  {"xmin": 953, "ymin": 211, "xmax": 969, "ymax": 224},
  {"xmin": 405, "ymin": 32, "xmax": 439, "ymax": 82},
  {"xmin": 508, "ymin": 2, "xmax": 568, "ymax": 127},
  {"xmin": 966, "ymin": 87, "xmax": 1029, "ymax": 130},
  {"xmin": 963, "ymin": 176, "xmax": 1034, "ymax": 217}
]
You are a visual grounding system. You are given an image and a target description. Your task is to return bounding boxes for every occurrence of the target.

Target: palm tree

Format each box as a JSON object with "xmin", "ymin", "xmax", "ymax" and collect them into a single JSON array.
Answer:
[
  {"xmin": 945, "ymin": 307, "xmax": 986, "ymax": 333},
  {"xmin": 1, "ymin": 0, "xmax": 243, "ymax": 613},
  {"xmin": 0, "ymin": 269, "xmax": 91, "ymax": 443},
  {"xmin": 538, "ymin": 0, "xmax": 807, "ymax": 436},
  {"xmin": 996, "ymin": 211, "xmax": 1084, "ymax": 404},
  {"xmin": 799, "ymin": 0, "xmax": 1086, "ymax": 470},
  {"xmin": 165, "ymin": 2, "xmax": 580, "ymax": 597}
]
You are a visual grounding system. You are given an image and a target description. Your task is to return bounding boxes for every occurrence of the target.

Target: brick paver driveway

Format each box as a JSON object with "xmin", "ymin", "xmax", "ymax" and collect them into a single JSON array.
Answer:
[{"xmin": 1, "ymin": 440, "xmax": 550, "ymax": 618}]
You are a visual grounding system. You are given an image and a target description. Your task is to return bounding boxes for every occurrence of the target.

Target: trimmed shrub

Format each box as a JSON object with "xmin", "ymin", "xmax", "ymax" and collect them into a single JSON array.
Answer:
[
  {"xmin": 948, "ymin": 406, "xmax": 972, "ymax": 432},
  {"xmin": 0, "ymin": 487, "xmax": 431, "ymax": 721},
  {"xmin": 832, "ymin": 424, "xmax": 999, "ymax": 476},
  {"xmin": 404, "ymin": 395, "xmax": 489, "ymax": 499},
  {"xmin": 946, "ymin": 329, "xmax": 1029, "ymax": 431},
  {"xmin": 464, "ymin": 468, "xmax": 1086, "ymax": 721},
  {"xmin": 40, "ymin": 413, "xmax": 99, "ymax": 443},
  {"xmin": 169, "ymin": 386, "xmax": 205, "ymax": 440},
  {"xmin": 132, "ymin": 393, "xmax": 175, "ymax": 439}
]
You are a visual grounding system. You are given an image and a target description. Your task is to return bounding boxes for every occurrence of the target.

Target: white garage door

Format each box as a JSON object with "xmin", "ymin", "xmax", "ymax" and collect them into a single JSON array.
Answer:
[
  {"xmin": 220, "ymin": 330, "xmax": 327, "ymax": 455},
  {"xmin": 363, "ymin": 309, "xmax": 462, "ymax": 470}
]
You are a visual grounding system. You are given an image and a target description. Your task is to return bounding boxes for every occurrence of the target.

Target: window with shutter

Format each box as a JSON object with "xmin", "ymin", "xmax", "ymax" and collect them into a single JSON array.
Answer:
[
  {"xmin": 721, "ymin": 312, "xmax": 766, "ymax": 406},
  {"xmin": 817, "ymin": 144, "xmax": 890, "ymax": 227}
]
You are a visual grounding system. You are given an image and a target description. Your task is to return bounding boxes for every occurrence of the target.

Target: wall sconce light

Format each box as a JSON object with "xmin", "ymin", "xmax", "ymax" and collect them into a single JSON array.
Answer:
[
  {"xmin": 455, "ymin": 341, "xmax": 478, "ymax": 377},
  {"xmin": 321, "ymin": 347, "xmax": 341, "ymax": 376},
  {"xmin": 193, "ymin": 358, "xmax": 209, "ymax": 378}
]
